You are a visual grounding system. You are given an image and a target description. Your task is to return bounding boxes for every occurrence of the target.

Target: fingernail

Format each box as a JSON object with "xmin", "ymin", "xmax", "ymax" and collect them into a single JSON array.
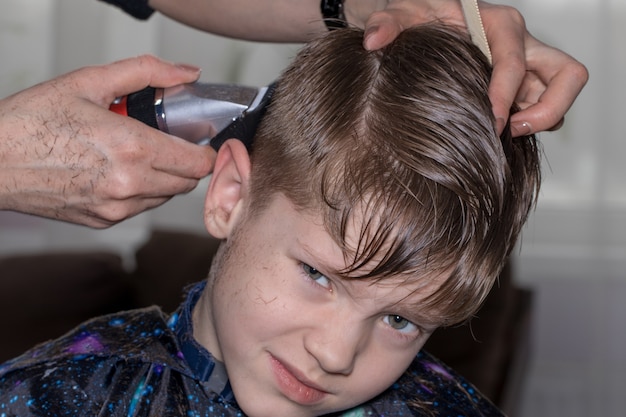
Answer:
[
  {"xmin": 176, "ymin": 63, "xmax": 202, "ymax": 74},
  {"xmin": 511, "ymin": 121, "xmax": 532, "ymax": 137}
]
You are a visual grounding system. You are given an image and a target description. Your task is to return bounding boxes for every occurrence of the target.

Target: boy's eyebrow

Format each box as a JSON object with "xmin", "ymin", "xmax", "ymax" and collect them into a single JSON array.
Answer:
[
  {"xmin": 369, "ymin": 274, "xmax": 449, "ymax": 331},
  {"xmin": 298, "ymin": 239, "xmax": 346, "ymax": 275},
  {"xmin": 387, "ymin": 300, "xmax": 443, "ymax": 331}
]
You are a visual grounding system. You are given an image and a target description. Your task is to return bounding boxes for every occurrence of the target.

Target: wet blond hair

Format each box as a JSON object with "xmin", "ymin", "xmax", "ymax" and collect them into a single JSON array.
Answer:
[{"xmin": 247, "ymin": 24, "xmax": 541, "ymax": 325}]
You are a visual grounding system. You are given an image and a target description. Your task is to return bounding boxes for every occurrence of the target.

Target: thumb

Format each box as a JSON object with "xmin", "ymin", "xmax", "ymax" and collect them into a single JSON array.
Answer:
[
  {"xmin": 363, "ymin": 12, "xmax": 403, "ymax": 50},
  {"xmin": 89, "ymin": 55, "xmax": 201, "ymax": 104}
]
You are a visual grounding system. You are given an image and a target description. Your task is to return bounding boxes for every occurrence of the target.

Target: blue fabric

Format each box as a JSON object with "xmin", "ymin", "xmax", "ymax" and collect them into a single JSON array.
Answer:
[
  {"xmin": 0, "ymin": 282, "xmax": 505, "ymax": 416},
  {"xmin": 172, "ymin": 281, "xmax": 234, "ymax": 402}
]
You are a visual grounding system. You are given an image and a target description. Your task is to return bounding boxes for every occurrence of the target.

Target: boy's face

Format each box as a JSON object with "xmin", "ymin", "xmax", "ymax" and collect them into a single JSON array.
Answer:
[{"xmin": 197, "ymin": 146, "xmax": 447, "ymax": 416}]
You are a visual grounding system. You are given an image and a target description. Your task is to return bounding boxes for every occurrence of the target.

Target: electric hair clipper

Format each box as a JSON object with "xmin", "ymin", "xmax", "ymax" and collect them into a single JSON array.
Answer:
[{"xmin": 110, "ymin": 81, "xmax": 276, "ymax": 150}]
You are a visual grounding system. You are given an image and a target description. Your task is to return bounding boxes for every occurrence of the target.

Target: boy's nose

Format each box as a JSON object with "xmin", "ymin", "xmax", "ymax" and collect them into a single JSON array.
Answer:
[{"xmin": 305, "ymin": 321, "xmax": 366, "ymax": 375}]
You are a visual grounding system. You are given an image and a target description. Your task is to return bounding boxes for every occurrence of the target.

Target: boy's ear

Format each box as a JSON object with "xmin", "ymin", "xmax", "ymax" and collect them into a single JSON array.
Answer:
[{"xmin": 204, "ymin": 139, "xmax": 251, "ymax": 238}]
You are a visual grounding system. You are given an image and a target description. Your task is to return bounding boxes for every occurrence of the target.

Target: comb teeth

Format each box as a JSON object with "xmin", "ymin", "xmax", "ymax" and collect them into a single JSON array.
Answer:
[{"xmin": 460, "ymin": 0, "xmax": 492, "ymax": 64}]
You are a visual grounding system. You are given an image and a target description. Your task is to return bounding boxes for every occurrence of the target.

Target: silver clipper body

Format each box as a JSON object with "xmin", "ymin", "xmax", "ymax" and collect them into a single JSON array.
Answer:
[{"xmin": 112, "ymin": 81, "xmax": 276, "ymax": 150}]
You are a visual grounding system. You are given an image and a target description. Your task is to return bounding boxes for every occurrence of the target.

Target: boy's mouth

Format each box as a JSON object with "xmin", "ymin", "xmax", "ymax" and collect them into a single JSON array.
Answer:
[{"xmin": 269, "ymin": 354, "xmax": 329, "ymax": 405}]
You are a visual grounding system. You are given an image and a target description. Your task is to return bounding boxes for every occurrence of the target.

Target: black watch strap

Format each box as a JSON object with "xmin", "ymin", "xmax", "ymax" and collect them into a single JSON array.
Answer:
[
  {"xmin": 321, "ymin": 0, "xmax": 347, "ymax": 30},
  {"xmin": 98, "ymin": 0, "xmax": 155, "ymax": 20}
]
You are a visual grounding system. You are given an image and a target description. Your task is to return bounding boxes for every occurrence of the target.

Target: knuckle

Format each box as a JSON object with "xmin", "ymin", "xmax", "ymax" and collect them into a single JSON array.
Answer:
[
  {"xmin": 100, "ymin": 207, "xmax": 132, "ymax": 224},
  {"xmin": 569, "ymin": 61, "xmax": 590, "ymax": 87},
  {"xmin": 107, "ymin": 172, "xmax": 140, "ymax": 200},
  {"xmin": 112, "ymin": 137, "xmax": 149, "ymax": 163},
  {"xmin": 85, "ymin": 204, "xmax": 129, "ymax": 227},
  {"xmin": 499, "ymin": 5, "xmax": 526, "ymax": 27},
  {"xmin": 118, "ymin": 138, "xmax": 144, "ymax": 155},
  {"xmin": 134, "ymin": 53, "xmax": 159, "ymax": 65}
]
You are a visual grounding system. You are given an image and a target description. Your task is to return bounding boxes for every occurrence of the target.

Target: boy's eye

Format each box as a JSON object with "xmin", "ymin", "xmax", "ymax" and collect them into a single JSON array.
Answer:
[
  {"xmin": 302, "ymin": 263, "xmax": 331, "ymax": 289},
  {"xmin": 383, "ymin": 315, "xmax": 418, "ymax": 333}
]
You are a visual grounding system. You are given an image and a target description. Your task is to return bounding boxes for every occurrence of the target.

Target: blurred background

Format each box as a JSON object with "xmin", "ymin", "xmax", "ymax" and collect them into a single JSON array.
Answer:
[{"xmin": 1, "ymin": 0, "xmax": 624, "ymax": 416}]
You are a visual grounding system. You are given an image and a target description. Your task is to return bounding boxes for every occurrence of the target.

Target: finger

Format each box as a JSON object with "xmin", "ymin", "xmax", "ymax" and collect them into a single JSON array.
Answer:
[
  {"xmin": 510, "ymin": 50, "xmax": 588, "ymax": 136},
  {"xmin": 548, "ymin": 117, "xmax": 565, "ymax": 132},
  {"xmin": 130, "ymin": 171, "xmax": 201, "ymax": 198},
  {"xmin": 363, "ymin": 10, "xmax": 405, "ymax": 50},
  {"xmin": 115, "ymin": 115, "xmax": 217, "ymax": 180},
  {"xmin": 104, "ymin": 152, "xmax": 203, "ymax": 200},
  {"xmin": 362, "ymin": 0, "xmax": 463, "ymax": 50},
  {"xmin": 483, "ymin": 15, "xmax": 527, "ymax": 133},
  {"xmin": 509, "ymin": 83, "xmax": 575, "ymax": 137},
  {"xmin": 80, "ymin": 55, "xmax": 201, "ymax": 105},
  {"xmin": 109, "ymin": 54, "xmax": 201, "ymax": 91},
  {"xmin": 150, "ymin": 133, "xmax": 217, "ymax": 179},
  {"xmin": 85, "ymin": 195, "xmax": 172, "ymax": 228},
  {"xmin": 513, "ymin": 72, "xmax": 546, "ymax": 107},
  {"xmin": 85, "ymin": 109, "xmax": 215, "ymax": 197}
]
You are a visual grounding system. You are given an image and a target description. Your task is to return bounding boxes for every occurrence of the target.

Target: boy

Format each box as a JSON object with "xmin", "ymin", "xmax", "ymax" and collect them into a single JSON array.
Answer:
[{"xmin": 0, "ymin": 24, "xmax": 541, "ymax": 416}]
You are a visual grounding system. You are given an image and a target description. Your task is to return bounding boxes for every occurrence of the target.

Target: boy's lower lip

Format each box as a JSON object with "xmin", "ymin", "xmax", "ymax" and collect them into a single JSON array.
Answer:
[{"xmin": 269, "ymin": 354, "xmax": 328, "ymax": 405}]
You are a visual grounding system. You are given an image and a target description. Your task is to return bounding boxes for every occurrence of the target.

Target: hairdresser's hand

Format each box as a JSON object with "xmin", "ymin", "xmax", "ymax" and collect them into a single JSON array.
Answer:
[
  {"xmin": 0, "ymin": 55, "xmax": 215, "ymax": 228},
  {"xmin": 361, "ymin": 0, "xmax": 588, "ymax": 137}
]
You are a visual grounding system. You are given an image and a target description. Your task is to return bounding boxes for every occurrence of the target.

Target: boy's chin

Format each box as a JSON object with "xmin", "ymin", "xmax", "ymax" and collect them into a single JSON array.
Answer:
[
  {"xmin": 237, "ymin": 400, "xmax": 319, "ymax": 417},
  {"xmin": 233, "ymin": 386, "xmax": 342, "ymax": 417}
]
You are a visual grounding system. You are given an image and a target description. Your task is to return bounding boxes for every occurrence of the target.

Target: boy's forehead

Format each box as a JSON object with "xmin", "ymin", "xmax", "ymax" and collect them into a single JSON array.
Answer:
[
  {"xmin": 260, "ymin": 193, "xmax": 378, "ymax": 266},
  {"xmin": 296, "ymin": 199, "xmax": 386, "ymax": 268},
  {"xmin": 285, "ymin": 193, "xmax": 425, "ymax": 277},
  {"xmin": 295, "ymin": 200, "xmax": 449, "ymax": 290}
]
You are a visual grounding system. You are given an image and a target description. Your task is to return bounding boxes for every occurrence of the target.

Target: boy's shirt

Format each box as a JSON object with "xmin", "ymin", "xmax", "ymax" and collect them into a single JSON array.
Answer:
[{"xmin": 0, "ymin": 282, "xmax": 504, "ymax": 417}]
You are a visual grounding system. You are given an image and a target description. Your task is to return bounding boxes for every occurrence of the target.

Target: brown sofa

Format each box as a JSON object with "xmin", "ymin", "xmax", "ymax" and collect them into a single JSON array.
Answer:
[{"xmin": 0, "ymin": 229, "xmax": 532, "ymax": 416}]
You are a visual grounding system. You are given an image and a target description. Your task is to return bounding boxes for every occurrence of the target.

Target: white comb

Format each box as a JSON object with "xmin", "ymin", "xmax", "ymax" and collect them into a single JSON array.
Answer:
[{"xmin": 460, "ymin": 0, "xmax": 492, "ymax": 64}]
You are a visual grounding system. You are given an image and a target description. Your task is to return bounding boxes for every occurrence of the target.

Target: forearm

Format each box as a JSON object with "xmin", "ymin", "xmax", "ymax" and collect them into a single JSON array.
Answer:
[{"xmin": 148, "ymin": 0, "xmax": 387, "ymax": 42}]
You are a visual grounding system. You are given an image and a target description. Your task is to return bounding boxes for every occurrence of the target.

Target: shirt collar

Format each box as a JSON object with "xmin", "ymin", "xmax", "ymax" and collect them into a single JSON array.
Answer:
[{"xmin": 169, "ymin": 281, "xmax": 235, "ymax": 403}]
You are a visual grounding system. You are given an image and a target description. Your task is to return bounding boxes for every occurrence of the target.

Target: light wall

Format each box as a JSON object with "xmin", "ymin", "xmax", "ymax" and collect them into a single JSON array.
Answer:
[{"xmin": 501, "ymin": 0, "xmax": 626, "ymax": 283}]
